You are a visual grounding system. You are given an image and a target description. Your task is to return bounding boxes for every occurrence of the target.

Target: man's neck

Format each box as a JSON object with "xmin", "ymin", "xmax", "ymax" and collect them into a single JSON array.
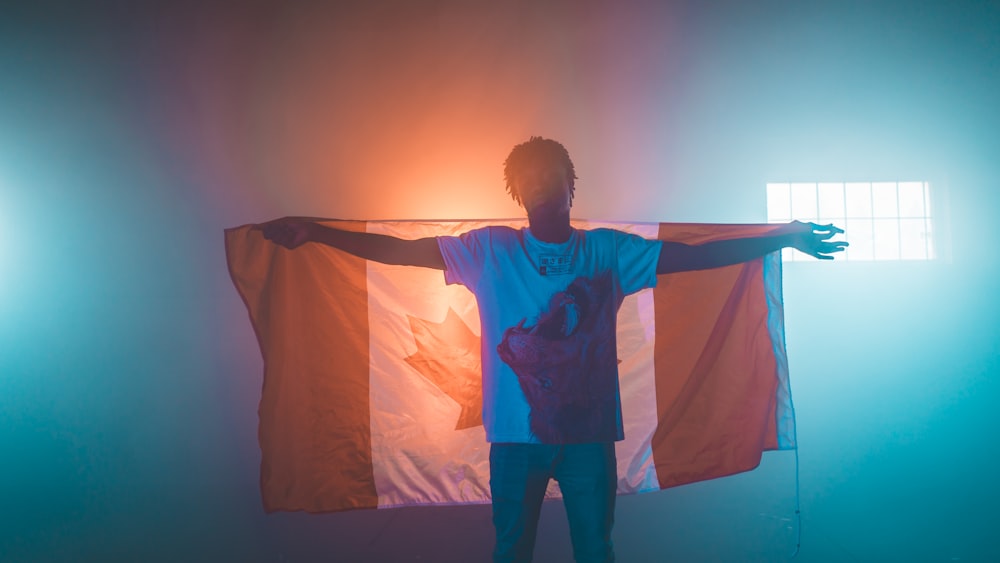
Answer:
[{"xmin": 526, "ymin": 213, "xmax": 573, "ymax": 243}]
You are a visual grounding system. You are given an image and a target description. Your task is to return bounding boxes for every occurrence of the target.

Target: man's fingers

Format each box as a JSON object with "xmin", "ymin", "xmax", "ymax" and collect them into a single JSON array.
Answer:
[
  {"xmin": 818, "ymin": 242, "xmax": 848, "ymax": 253},
  {"xmin": 260, "ymin": 224, "xmax": 284, "ymax": 241},
  {"xmin": 809, "ymin": 222, "xmax": 844, "ymax": 235},
  {"xmin": 255, "ymin": 217, "xmax": 285, "ymax": 230},
  {"xmin": 263, "ymin": 221, "xmax": 311, "ymax": 249}
]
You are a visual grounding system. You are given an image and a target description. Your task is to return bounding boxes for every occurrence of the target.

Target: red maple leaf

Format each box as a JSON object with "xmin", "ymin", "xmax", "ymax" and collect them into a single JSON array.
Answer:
[{"xmin": 404, "ymin": 308, "xmax": 483, "ymax": 430}]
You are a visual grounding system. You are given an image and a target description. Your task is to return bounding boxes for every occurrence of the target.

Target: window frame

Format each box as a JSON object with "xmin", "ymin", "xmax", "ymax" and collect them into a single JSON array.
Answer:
[{"xmin": 765, "ymin": 180, "xmax": 942, "ymax": 262}]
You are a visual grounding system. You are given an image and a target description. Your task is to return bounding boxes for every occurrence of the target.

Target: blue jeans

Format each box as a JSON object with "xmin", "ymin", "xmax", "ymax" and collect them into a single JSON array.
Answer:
[{"xmin": 489, "ymin": 442, "xmax": 617, "ymax": 563}]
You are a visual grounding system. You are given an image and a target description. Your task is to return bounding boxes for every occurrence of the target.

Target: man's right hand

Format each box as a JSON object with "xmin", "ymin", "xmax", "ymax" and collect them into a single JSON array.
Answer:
[{"xmin": 255, "ymin": 218, "xmax": 313, "ymax": 249}]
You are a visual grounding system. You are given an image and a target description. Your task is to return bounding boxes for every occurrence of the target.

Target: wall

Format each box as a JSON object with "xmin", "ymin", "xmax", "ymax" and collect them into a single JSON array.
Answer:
[{"xmin": 1, "ymin": 1, "xmax": 997, "ymax": 561}]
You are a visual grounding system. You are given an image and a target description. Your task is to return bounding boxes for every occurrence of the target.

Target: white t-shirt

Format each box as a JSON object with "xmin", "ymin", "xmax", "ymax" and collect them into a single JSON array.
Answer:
[{"xmin": 437, "ymin": 226, "xmax": 662, "ymax": 444}]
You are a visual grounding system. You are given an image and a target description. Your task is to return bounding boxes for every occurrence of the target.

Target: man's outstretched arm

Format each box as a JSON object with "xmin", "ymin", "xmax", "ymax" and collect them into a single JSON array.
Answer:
[
  {"xmin": 656, "ymin": 221, "xmax": 847, "ymax": 275},
  {"xmin": 255, "ymin": 217, "xmax": 446, "ymax": 270}
]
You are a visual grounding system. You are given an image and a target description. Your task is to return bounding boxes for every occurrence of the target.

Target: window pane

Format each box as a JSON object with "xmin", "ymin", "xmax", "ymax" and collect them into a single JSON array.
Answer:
[
  {"xmin": 790, "ymin": 182, "xmax": 818, "ymax": 221},
  {"xmin": 845, "ymin": 182, "xmax": 872, "ymax": 218},
  {"xmin": 817, "ymin": 182, "xmax": 845, "ymax": 222},
  {"xmin": 766, "ymin": 179, "xmax": 933, "ymax": 262},
  {"xmin": 900, "ymin": 218, "xmax": 930, "ymax": 259},
  {"xmin": 767, "ymin": 183, "xmax": 791, "ymax": 221},
  {"xmin": 872, "ymin": 182, "xmax": 898, "ymax": 218},
  {"xmin": 781, "ymin": 247, "xmax": 797, "ymax": 262},
  {"xmin": 897, "ymin": 182, "xmax": 926, "ymax": 218},
  {"xmin": 873, "ymin": 218, "xmax": 900, "ymax": 259},
  {"xmin": 845, "ymin": 218, "xmax": 874, "ymax": 261}
]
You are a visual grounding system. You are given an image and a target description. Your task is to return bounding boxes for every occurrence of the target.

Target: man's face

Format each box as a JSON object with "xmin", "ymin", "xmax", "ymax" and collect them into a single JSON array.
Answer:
[{"xmin": 514, "ymin": 161, "xmax": 571, "ymax": 216}]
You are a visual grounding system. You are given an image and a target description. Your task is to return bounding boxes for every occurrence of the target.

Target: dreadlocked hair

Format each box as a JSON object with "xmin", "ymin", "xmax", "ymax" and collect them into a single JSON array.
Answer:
[{"xmin": 503, "ymin": 136, "xmax": 577, "ymax": 207}]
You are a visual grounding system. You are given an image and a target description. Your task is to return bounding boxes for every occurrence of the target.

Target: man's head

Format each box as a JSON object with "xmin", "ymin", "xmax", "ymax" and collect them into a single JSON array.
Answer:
[{"xmin": 503, "ymin": 137, "xmax": 577, "ymax": 210}]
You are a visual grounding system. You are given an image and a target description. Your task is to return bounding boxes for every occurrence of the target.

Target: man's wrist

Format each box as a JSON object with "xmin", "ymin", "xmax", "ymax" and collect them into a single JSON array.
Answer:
[
  {"xmin": 304, "ymin": 221, "xmax": 321, "ymax": 244},
  {"xmin": 782, "ymin": 231, "xmax": 802, "ymax": 251}
]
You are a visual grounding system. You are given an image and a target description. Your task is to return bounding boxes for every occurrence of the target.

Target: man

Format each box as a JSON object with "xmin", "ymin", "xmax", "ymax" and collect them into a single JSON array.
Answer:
[{"xmin": 259, "ymin": 137, "xmax": 846, "ymax": 562}]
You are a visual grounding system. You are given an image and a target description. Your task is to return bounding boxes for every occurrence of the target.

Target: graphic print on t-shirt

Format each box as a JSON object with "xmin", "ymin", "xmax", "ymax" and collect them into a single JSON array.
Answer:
[
  {"xmin": 495, "ymin": 271, "xmax": 618, "ymax": 443},
  {"xmin": 538, "ymin": 254, "xmax": 573, "ymax": 276}
]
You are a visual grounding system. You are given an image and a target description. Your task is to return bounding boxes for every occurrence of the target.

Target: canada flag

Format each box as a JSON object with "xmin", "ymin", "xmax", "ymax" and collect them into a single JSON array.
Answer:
[{"xmin": 226, "ymin": 219, "xmax": 795, "ymax": 513}]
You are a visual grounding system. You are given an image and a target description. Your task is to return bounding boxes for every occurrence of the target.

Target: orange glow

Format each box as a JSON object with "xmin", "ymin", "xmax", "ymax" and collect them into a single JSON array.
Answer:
[{"xmin": 140, "ymin": 3, "xmax": 682, "ymax": 222}]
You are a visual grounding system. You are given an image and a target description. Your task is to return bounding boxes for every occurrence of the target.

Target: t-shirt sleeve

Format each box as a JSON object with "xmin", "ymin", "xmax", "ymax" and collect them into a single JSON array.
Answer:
[
  {"xmin": 614, "ymin": 230, "xmax": 662, "ymax": 295},
  {"xmin": 437, "ymin": 227, "xmax": 492, "ymax": 291}
]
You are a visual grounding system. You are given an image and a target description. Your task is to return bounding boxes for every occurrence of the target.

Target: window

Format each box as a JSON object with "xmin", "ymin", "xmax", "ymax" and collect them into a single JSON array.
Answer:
[{"xmin": 766, "ymin": 181, "xmax": 934, "ymax": 261}]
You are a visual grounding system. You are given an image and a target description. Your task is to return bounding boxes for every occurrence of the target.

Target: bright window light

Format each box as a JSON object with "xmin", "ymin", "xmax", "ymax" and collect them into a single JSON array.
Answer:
[{"xmin": 766, "ymin": 181, "xmax": 934, "ymax": 262}]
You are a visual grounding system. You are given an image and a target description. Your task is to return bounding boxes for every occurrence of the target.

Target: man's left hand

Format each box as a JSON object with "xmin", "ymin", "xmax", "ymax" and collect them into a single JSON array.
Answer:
[{"xmin": 789, "ymin": 221, "xmax": 848, "ymax": 259}]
